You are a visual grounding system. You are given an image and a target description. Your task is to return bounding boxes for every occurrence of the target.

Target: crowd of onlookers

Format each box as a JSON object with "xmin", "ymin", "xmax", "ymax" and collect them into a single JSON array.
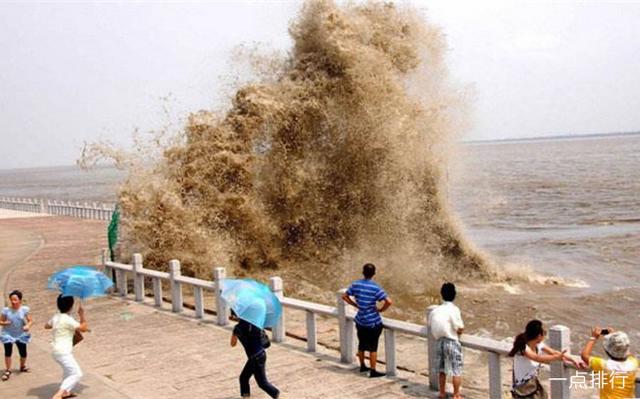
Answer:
[
  {"xmin": 2, "ymin": 264, "xmax": 637, "ymax": 398},
  {"xmin": 339, "ymin": 263, "xmax": 637, "ymax": 399}
]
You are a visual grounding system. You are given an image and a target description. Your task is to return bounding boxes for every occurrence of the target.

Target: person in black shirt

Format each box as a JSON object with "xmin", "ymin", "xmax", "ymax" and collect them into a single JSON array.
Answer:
[{"xmin": 231, "ymin": 318, "xmax": 280, "ymax": 398}]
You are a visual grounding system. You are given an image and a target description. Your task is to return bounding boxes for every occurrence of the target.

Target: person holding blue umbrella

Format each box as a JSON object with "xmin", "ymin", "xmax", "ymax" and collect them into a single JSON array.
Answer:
[
  {"xmin": 45, "ymin": 295, "xmax": 89, "ymax": 399},
  {"xmin": 45, "ymin": 265, "xmax": 110, "ymax": 399},
  {"xmin": 225, "ymin": 279, "xmax": 281, "ymax": 399}
]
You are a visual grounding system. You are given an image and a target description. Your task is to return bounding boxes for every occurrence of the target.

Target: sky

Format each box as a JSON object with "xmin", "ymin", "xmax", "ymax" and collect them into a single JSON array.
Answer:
[{"xmin": 1, "ymin": 1, "xmax": 639, "ymax": 169}]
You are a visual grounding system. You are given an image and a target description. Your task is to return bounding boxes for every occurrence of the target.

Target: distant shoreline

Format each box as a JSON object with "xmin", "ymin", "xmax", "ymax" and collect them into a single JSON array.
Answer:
[{"xmin": 463, "ymin": 130, "xmax": 640, "ymax": 145}]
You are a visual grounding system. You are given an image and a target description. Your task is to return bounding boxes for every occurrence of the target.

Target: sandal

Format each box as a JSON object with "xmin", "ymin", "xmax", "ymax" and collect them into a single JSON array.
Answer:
[
  {"xmin": 1, "ymin": 370, "xmax": 11, "ymax": 381},
  {"xmin": 20, "ymin": 366, "xmax": 30, "ymax": 372},
  {"xmin": 62, "ymin": 393, "xmax": 77, "ymax": 398}
]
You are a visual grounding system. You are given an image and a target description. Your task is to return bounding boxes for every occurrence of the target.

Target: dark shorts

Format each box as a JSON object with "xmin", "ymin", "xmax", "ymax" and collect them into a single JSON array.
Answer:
[
  {"xmin": 3, "ymin": 342, "xmax": 27, "ymax": 358},
  {"xmin": 356, "ymin": 323, "xmax": 383, "ymax": 352}
]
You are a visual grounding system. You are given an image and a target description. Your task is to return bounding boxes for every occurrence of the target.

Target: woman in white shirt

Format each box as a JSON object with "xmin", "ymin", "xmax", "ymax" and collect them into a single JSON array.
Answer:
[
  {"xmin": 508, "ymin": 319, "xmax": 580, "ymax": 398},
  {"xmin": 45, "ymin": 295, "xmax": 89, "ymax": 399}
]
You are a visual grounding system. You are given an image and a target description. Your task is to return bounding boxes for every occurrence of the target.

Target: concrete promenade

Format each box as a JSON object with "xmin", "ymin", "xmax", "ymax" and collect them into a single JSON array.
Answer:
[{"xmin": 0, "ymin": 215, "xmax": 446, "ymax": 398}]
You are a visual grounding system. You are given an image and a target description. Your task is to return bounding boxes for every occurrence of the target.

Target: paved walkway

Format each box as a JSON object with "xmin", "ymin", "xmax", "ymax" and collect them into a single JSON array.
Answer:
[
  {"xmin": 0, "ymin": 216, "xmax": 446, "ymax": 398},
  {"xmin": 0, "ymin": 208, "xmax": 51, "ymax": 219}
]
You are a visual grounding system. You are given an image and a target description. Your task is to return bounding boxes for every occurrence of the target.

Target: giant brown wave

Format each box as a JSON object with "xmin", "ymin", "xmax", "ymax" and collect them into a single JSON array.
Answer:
[{"xmin": 82, "ymin": 0, "xmax": 496, "ymax": 294}]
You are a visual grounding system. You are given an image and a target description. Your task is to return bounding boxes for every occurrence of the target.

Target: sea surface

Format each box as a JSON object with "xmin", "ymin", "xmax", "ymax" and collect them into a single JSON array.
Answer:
[{"xmin": 450, "ymin": 133, "xmax": 640, "ymax": 294}]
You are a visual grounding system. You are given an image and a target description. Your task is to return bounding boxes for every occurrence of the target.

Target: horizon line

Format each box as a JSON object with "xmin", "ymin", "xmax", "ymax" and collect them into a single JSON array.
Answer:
[{"xmin": 463, "ymin": 130, "xmax": 640, "ymax": 144}]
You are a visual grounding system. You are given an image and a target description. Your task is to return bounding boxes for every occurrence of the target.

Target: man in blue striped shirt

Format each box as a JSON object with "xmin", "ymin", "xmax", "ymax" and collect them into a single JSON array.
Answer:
[{"xmin": 342, "ymin": 263, "xmax": 392, "ymax": 378}]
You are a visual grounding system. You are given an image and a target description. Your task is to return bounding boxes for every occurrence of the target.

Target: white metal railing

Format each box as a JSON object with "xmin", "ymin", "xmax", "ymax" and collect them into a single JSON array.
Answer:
[
  {"xmin": 0, "ymin": 196, "xmax": 115, "ymax": 220},
  {"xmin": 99, "ymin": 249, "xmax": 640, "ymax": 399}
]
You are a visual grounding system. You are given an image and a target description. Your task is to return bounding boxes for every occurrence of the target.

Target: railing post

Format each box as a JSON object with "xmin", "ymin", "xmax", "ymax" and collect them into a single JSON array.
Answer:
[
  {"xmin": 194, "ymin": 286, "xmax": 204, "ymax": 319},
  {"xmin": 40, "ymin": 198, "xmax": 46, "ymax": 213},
  {"xmin": 384, "ymin": 328, "xmax": 397, "ymax": 376},
  {"xmin": 101, "ymin": 249, "xmax": 112, "ymax": 281},
  {"xmin": 101, "ymin": 249, "xmax": 108, "ymax": 267},
  {"xmin": 152, "ymin": 278, "xmax": 163, "ymax": 307},
  {"xmin": 132, "ymin": 253, "xmax": 144, "ymax": 302},
  {"xmin": 427, "ymin": 305, "xmax": 438, "ymax": 390},
  {"xmin": 214, "ymin": 267, "xmax": 228, "ymax": 326},
  {"xmin": 305, "ymin": 310, "xmax": 317, "ymax": 352},
  {"xmin": 488, "ymin": 352, "xmax": 502, "ymax": 399},
  {"xmin": 116, "ymin": 267, "xmax": 127, "ymax": 297},
  {"xmin": 549, "ymin": 325, "xmax": 571, "ymax": 399},
  {"xmin": 337, "ymin": 289, "xmax": 355, "ymax": 364},
  {"xmin": 269, "ymin": 276, "xmax": 285, "ymax": 343},
  {"xmin": 169, "ymin": 260, "xmax": 183, "ymax": 313}
]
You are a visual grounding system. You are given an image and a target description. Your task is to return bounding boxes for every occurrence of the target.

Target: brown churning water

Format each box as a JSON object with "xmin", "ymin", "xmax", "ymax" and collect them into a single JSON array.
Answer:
[{"xmin": 86, "ymin": 1, "xmax": 497, "ymax": 293}]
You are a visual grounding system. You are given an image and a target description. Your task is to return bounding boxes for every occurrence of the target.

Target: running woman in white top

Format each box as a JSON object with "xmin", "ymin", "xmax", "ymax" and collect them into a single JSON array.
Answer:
[{"xmin": 45, "ymin": 295, "xmax": 89, "ymax": 399}]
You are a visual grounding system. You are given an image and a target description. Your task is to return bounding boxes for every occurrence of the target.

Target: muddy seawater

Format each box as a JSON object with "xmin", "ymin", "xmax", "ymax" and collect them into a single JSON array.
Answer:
[{"xmin": 448, "ymin": 133, "xmax": 640, "ymax": 349}]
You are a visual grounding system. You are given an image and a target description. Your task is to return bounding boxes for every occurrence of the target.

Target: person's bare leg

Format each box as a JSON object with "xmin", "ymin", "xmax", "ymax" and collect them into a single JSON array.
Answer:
[
  {"xmin": 439, "ymin": 372, "xmax": 447, "ymax": 398},
  {"xmin": 4, "ymin": 356, "xmax": 10, "ymax": 371},
  {"xmin": 20, "ymin": 357, "xmax": 26, "ymax": 370},
  {"xmin": 368, "ymin": 352, "xmax": 386, "ymax": 377},
  {"xmin": 452, "ymin": 376, "xmax": 462, "ymax": 399},
  {"xmin": 357, "ymin": 351, "xmax": 365, "ymax": 367}
]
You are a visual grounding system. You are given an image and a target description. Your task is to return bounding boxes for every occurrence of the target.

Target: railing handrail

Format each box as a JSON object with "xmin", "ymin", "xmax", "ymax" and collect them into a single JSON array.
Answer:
[
  {"xmin": 0, "ymin": 196, "xmax": 115, "ymax": 221},
  {"xmin": 102, "ymin": 258, "xmax": 513, "ymax": 356}
]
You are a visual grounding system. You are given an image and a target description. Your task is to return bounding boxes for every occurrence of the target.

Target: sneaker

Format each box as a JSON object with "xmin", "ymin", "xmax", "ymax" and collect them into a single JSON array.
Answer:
[
  {"xmin": 359, "ymin": 365, "xmax": 370, "ymax": 373},
  {"xmin": 369, "ymin": 370, "xmax": 386, "ymax": 378}
]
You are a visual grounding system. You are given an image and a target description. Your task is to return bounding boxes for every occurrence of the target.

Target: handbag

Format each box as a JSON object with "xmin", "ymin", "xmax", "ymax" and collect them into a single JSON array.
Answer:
[
  {"xmin": 512, "ymin": 376, "xmax": 546, "ymax": 399},
  {"xmin": 72, "ymin": 330, "xmax": 84, "ymax": 346}
]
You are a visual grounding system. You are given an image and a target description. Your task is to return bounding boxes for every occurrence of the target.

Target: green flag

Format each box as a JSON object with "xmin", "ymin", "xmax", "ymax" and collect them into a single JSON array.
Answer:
[{"xmin": 107, "ymin": 204, "xmax": 120, "ymax": 262}]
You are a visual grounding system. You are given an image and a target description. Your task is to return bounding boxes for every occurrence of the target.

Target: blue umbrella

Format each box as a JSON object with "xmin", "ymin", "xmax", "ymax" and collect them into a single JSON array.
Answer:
[
  {"xmin": 221, "ymin": 279, "xmax": 282, "ymax": 329},
  {"xmin": 48, "ymin": 265, "xmax": 114, "ymax": 299}
]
